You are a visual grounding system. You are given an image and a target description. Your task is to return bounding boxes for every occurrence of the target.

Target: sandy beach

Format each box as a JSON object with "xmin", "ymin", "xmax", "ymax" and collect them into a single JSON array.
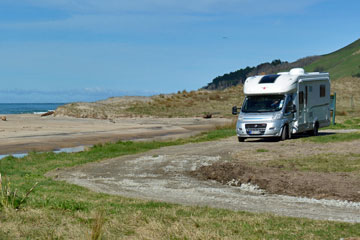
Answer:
[{"xmin": 0, "ymin": 114, "xmax": 231, "ymax": 155}]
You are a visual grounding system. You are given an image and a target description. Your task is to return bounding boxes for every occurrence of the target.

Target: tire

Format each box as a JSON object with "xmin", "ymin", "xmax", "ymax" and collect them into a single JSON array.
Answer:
[
  {"xmin": 288, "ymin": 125, "xmax": 292, "ymax": 139},
  {"xmin": 238, "ymin": 137, "xmax": 245, "ymax": 142},
  {"xmin": 308, "ymin": 123, "xmax": 319, "ymax": 136},
  {"xmin": 280, "ymin": 125, "xmax": 288, "ymax": 141}
]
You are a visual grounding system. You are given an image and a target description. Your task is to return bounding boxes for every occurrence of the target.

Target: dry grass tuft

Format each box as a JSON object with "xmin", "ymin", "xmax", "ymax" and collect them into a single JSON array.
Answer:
[
  {"xmin": 0, "ymin": 173, "xmax": 38, "ymax": 210},
  {"xmin": 216, "ymin": 118, "xmax": 237, "ymax": 130},
  {"xmin": 90, "ymin": 211, "xmax": 106, "ymax": 240}
]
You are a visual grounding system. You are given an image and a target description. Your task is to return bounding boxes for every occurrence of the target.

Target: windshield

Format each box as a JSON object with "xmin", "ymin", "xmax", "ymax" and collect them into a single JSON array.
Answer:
[{"xmin": 242, "ymin": 95, "xmax": 285, "ymax": 113}]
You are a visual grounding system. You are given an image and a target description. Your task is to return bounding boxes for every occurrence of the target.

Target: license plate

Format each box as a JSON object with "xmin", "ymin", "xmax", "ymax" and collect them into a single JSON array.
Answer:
[{"xmin": 250, "ymin": 130, "xmax": 261, "ymax": 134}]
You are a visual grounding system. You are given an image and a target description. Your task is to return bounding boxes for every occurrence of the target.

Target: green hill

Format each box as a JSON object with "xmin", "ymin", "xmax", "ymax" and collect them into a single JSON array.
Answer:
[
  {"xmin": 203, "ymin": 57, "xmax": 319, "ymax": 90},
  {"xmin": 201, "ymin": 38, "xmax": 360, "ymax": 117},
  {"xmin": 204, "ymin": 38, "xmax": 360, "ymax": 90},
  {"xmin": 304, "ymin": 38, "xmax": 360, "ymax": 79}
]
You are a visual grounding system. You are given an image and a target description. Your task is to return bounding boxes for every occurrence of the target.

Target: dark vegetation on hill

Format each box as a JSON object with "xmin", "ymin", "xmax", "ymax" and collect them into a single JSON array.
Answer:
[{"xmin": 203, "ymin": 56, "xmax": 320, "ymax": 90}]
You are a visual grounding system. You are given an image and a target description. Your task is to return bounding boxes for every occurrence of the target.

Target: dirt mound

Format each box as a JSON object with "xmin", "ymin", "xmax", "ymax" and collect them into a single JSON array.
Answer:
[{"xmin": 192, "ymin": 162, "xmax": 360, "ymax": 202}]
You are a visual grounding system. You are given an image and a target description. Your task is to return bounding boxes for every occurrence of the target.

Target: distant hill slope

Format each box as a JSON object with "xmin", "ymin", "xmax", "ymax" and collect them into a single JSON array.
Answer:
[
  {"xmin": 305, "ymin": 38, "xmax": 360, "ymax": 79},
  {"xmin": 204, "ymin": 38, "xmax": 360, "ymax": 90},
  {"xmin": 203, "ymin": 57, "xmax": 320, "ymax": 90}
]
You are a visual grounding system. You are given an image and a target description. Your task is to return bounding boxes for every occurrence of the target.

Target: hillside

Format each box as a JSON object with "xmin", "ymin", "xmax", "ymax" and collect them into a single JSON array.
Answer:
[
  {"xmin": 204, "ymin": 38, "xmax": 360, "ymax": 90},
  {"xmin": 203, "ymin": 57, "xmax": 320, "ymax": 90},
  {"xmin": 305, "ymin": 38, "xmax": 360, "ymax": 79}
]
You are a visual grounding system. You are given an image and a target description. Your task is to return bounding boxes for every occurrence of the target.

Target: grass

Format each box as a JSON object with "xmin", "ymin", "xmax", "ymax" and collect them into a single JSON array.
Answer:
[
  {"xmin": 304, "ymin": 132, "xmax": 360, "ymax": 143},
  {"xmin": 330, "ymin": 76, "xmax": 360, "ymax": 119},
  {"xmin": 305, "ymin": 39, "xmax": 360, "ymax": 80},
  {"xmin": 266, "ymin": 153, "xmax": 360, "ymax": 173},
  {"xmin": 0, "ymin": 173, "xmax": 38, "ymax": 210},
  {"xmin": 56, "ymin": 86, "xmax": 245, "ymax": 119},
  {"xmin": 125, "ymin": 87, "xmax": 244, "ymax": 118},
  {"xmin": 256, "ymin": 148, "xmax": 269, "ymax": 153},
  {"xmin": 90, "ymin": 211, "xmax": 105, "ymax": 240},
  {"xmin": 1, "ymin": 127, "xmax": 360, "ymax": 239},
  {"xmin": 325, "ymin": 118, "xmax": 360, "ymax": 130}
]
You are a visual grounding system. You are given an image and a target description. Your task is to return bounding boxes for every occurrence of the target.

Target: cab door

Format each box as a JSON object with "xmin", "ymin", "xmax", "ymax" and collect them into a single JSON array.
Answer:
[{"xmin": 284, "ymin": 94, "xmax": 296, "ymax": 133}]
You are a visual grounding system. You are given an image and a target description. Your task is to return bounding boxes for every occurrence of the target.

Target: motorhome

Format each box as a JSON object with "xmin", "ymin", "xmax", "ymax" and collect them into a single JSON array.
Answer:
[{"xmin": 232, "ymin": 68, "xmax": 331, "ymax": 142}]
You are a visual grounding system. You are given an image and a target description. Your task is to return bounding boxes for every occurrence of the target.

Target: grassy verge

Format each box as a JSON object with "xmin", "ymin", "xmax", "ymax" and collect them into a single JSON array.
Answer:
[
  {"xmin": 325, "ymin": 118, "xmax": 360, "ymax": 130},
  {"xmin": 265, "ymin": 153, "xmax": 360, "ymax": 173},
  {"xmin": 1, "ymin": 127, "xmax": 360, "ymax": 239},
  {"xmin": 304, "ymin": 131, "xmax": 360, "ymax": 143}
]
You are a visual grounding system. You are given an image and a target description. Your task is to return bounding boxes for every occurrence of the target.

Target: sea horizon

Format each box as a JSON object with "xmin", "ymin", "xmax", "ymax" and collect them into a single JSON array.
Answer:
[{"xmin": 0, "ymin": 103, "xmax": 67, "ymax": 114}]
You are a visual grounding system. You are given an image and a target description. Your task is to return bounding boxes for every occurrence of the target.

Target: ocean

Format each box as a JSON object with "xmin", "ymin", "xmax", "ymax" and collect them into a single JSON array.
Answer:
[{"xmin": 0, "ymin": 103, "xmax": 66, "ymax": 114}]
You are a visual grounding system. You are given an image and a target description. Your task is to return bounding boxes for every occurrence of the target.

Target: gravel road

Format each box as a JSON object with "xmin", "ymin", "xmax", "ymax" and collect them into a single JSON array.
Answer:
[{"xmin": 49, "ymin": 133, "xmax": 360, "ymax": 223}]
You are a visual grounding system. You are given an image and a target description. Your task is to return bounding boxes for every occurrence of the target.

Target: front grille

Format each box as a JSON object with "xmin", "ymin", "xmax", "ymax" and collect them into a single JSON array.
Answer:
[
  {"xmin": 245, "ymin": 124, "xmax": 267, "ymax": 129},
  {"xmin": 245, "ymin": 123, "xmax": 267, "ymax": 135}
]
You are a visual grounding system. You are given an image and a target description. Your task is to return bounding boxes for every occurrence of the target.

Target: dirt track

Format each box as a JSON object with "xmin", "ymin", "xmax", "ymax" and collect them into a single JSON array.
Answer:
[{"xmin": 49, "ymin": 132, "xmax": 360, "ymax": 223}]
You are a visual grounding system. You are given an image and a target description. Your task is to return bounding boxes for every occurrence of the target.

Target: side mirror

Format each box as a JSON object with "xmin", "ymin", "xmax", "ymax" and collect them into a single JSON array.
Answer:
[
  {"xmin": 232, "ymin": 106, "xmax": 240, "ymax": 115},
  {"xmin": 291, "ymin": 104, "xmax": 297, "ymax": 113}
]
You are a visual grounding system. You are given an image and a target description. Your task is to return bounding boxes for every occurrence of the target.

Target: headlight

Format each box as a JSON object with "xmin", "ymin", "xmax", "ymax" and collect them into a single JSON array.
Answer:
[{"xmin": 238, "ymin": 115, "xmax": 244, "ymax": 121}]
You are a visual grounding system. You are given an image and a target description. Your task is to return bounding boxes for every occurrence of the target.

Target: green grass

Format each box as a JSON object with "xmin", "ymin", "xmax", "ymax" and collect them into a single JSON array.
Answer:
[
  {"xmin": 305, "ymin": 38, "xmax": 360, "ymax": 80},
  {"xmin": 325, "ymin": 118, "xmax": 360, "ymax": 130},
  {"xmin": 256, "ymin": 148, "xmax": 269, "ymax": 153},
  {"xmin": 1, "ymin": 127, "xmax": 360, "ymax": 239},
  {"xmin": 266, "ymin": 153, "xmax": 360, "ymax": 173},
  {"xmin": 304, "ymin": 131, "xmax": 360, "ymax": 143}
]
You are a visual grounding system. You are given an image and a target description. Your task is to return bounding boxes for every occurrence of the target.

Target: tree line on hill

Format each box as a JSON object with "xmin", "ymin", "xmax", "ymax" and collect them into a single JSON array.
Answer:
[{"xmin": 202, "ymin": 56, "xmax": 320, "ymax": 90}]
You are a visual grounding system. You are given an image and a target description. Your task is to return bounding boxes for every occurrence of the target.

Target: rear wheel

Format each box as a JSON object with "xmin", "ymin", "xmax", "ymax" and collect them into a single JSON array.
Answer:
[
  {"xmin": 238, "ymin": 137, "xmax": 245, "ymax": 142},
  {"xmin": 308, "ymin": 123, "xmax": 319, "ymax": 136}
]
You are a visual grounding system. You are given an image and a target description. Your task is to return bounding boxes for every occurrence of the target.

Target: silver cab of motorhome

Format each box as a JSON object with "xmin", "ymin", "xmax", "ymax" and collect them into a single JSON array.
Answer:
[{"xmin": 233, "ymin": 68, "xmax": 331, "ymax": 142}]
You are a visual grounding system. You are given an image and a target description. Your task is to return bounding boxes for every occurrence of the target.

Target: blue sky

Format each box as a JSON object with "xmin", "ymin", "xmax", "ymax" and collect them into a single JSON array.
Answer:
[{"xmin": 0, "ymin": 0, "xmax": 359, "ymax": 102}]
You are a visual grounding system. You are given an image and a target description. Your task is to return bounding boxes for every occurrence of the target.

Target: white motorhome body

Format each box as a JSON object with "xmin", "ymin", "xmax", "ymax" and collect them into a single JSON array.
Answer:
[{"xmin": 234, "ymin": 68, "xmax": 330, "ymax": 141}]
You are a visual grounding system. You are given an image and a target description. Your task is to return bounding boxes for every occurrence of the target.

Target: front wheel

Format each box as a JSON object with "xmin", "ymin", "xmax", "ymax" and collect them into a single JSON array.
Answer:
[
  {"xmin": 288, "ymin": 125, "xmax": 292, "ymax": 139},
  {"xmin": 238, "ymin": 137, "xmax": 245, "ymax": 142},
  {"xmin": 280, "ymin": 125, "xmax": 288, "ymax": 141}
]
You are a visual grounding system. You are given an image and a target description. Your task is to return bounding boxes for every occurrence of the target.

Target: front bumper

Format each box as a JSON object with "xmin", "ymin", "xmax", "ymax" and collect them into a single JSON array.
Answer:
[{"xmin": 236, "ymin": 120, "xmax": 283, "ymax": 138}]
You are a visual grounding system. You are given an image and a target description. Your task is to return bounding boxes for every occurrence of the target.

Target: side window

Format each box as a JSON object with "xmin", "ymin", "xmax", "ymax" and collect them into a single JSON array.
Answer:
[
  {"xmin": 320, "ymin": 85, "xmax": 326, "ymax": 97},
  {"xmin": 285, "ymin": 95, "xmax": 293, "ymax": 113},
  {"xmin": 285, "ymin": 95, "xmax": 294, "ymax": 113},
  {"xmin": 299, "ymin": 91, "xmax": 304, "ymax": 105}
]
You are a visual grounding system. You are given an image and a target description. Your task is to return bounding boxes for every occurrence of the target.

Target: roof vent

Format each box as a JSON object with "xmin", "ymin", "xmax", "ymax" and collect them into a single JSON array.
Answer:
[
  {"xmin": 259, "ymin": 74, "xmax": 280, "ymax": 84},
  {"xmin": 289, "ymin": 68, "xmax": 305, "ymax": 75}
]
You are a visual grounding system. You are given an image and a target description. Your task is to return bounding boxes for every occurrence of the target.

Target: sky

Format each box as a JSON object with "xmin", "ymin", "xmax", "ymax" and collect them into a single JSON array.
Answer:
[{"xmin": 0, "ymin": 0, "xmax": 359, "ymax": 102}]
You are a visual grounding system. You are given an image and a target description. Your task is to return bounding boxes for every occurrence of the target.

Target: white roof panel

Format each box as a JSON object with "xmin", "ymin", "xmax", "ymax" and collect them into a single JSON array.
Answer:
[{"xmin": 243, "ymin": 68, "xmax": 329, "ymax": 95}]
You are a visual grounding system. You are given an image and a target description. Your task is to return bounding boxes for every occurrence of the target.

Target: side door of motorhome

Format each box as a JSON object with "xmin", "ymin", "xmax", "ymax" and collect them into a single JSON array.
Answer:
[{"xmin": 297, "ymin": 82, "xmax": 308, "ymax": 132}]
